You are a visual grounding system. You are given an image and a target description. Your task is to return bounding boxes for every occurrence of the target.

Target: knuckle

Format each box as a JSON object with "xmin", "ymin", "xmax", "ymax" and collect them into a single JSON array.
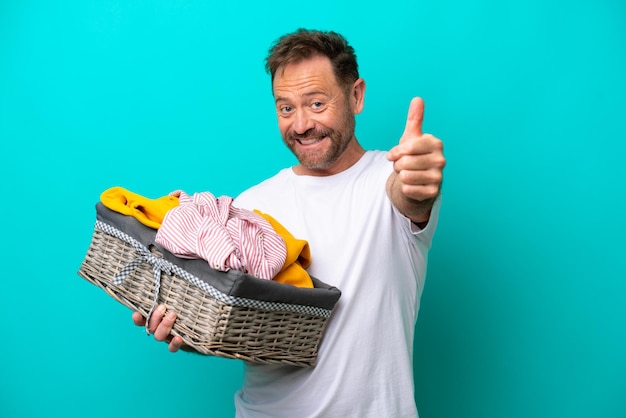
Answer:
[
  {"xmin": 426, "ymin": 185, "xmax": 440, "ymax": 197},
  {"xmin": 397, "ymin": 169, "xmax": 411, "ymax": 183},
  {"xmin": 401, "ymin": 183, "xmax": 415, "ymax": 197},
  {"xmin": 429, "ymin": 171, "xmax": 443, "ymax": 184},
  {"xmin": 425, "ymin": 134, "xmax": 442, "ymax": 146}
]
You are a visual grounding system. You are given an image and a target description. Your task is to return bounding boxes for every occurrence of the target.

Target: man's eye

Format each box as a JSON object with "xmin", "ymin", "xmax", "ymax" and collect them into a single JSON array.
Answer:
[
  {"xmin": 312, "ymin": 102, "xmax": 323, "ymax": 109},
  {"xmin": 280, "ymin": 106, "xmax": 293, "ymax": 114}
]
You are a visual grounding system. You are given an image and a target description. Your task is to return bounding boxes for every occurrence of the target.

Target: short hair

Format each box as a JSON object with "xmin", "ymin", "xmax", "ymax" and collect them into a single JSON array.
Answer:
[{"xmin": 265, "ymin": 29, "xmax": 359, "ymax": 90}]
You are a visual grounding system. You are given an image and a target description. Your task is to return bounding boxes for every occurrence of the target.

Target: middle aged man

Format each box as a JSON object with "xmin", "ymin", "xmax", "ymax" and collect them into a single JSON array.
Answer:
[{"xmin": 136, "ymin": 28, "xmax": 446, "ymax": 417}]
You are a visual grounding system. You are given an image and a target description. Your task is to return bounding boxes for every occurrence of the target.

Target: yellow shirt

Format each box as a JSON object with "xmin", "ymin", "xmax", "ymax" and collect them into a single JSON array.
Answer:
[
  {"xmin": 255, "ymin": 210, "xmax": 314, "ymax": 289},
  {"xmin": 100, "ymin": 186, "xmax": 179, "ymax": 229}
]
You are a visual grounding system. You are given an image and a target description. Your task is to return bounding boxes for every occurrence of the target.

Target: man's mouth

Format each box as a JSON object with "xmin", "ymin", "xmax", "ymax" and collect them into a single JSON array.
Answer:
[{"xmin": 297, "ymin": 137, "xmax": 323, "ymax": 145}]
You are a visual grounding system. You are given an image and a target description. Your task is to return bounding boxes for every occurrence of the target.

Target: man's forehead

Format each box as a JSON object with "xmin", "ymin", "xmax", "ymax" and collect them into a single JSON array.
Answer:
[
  {"xmin": 272, "ymin": 55, "xmax": 339, "ymax": 94},
  {"xmin": 274, "ymin": 55, "xmax": 333, "ymax": 78}
]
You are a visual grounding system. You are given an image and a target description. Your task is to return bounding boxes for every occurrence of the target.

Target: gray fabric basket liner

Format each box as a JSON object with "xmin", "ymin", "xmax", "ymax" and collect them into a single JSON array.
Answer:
[{"xmin": 95, "ymin": 202, "xmax": 341, "ymax": 311}]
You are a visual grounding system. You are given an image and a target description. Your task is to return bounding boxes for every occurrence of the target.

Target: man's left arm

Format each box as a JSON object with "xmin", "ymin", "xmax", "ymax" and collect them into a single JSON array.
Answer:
[{"xmin": 386, "ymin": 97, "xmax": 446, "ymax": 225}]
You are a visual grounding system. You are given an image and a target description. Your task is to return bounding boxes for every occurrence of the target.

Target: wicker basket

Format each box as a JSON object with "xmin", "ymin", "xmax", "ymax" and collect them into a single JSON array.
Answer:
[{"xmin": 78, "ymin": 203, "xmax": 341, "ymax": 367}]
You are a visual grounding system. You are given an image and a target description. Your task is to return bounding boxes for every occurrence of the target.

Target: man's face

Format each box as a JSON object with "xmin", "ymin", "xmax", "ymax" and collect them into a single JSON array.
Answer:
[{"xmin": 273, "ymin": 55, "xmax": 360, "ymax": 175}]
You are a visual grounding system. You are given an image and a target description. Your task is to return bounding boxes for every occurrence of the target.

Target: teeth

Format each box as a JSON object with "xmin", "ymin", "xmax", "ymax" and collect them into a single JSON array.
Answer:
[{"xmin": 299, "ymin": 138, "xmax": 322, "ymax": 145}]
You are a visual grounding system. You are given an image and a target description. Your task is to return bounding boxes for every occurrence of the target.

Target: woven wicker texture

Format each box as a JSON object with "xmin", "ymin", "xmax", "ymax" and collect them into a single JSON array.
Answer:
[{"xmin": 78, "ymin": 228, "xmax": 329, "ymax": 367}]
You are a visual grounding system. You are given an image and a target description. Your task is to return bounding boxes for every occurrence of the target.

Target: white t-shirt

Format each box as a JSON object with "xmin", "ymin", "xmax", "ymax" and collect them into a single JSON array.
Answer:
[{"xmin": 233, "ymin": 150, "xmax": 440, "ymax": 418}]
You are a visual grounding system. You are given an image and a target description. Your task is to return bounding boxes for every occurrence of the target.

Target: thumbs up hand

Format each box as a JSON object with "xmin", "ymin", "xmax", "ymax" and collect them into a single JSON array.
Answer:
[{"xmin": 386, "ymin": 97, "xmax": 445, "ymax": 223}]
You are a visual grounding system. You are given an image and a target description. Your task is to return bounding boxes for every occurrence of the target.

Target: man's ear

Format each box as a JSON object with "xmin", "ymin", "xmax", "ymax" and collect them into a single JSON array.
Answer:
[{"xmin": 351, "ymin": 78, "xmax": 366, "ymax": 114}]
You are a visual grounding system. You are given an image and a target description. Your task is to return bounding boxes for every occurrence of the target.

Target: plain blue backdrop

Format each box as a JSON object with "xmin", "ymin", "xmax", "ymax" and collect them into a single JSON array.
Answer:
[{"xmin": 1, "ymin": 1, "xmax": 625, "ymax": 417}]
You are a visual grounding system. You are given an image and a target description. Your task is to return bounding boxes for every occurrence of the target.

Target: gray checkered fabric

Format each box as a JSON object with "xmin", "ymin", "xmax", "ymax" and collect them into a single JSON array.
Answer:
[
  {"xmin": 111, "ymin": 236, "xmax": 173, "ymax": 334},
  {"xmin": 95, "ymin": 220, "xmax": 332, "ymax": 319}
]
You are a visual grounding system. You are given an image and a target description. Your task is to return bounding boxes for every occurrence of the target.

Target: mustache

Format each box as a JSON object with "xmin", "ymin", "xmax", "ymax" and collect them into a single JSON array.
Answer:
[{"xmin": 288, "ymin": 128, "xmax": 331, "ymax": 141}]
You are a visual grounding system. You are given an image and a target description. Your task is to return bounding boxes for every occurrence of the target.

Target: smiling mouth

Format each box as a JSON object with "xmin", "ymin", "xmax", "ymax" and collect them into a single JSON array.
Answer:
[{"xmin": 296, "ymin": 137, "xmax": 325, "ymax": 146}]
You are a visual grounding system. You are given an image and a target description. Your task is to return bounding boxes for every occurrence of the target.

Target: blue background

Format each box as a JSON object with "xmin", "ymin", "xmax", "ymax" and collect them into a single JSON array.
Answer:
[{"xmin": 1, "ymin": 1, "xmax": 625, "ymax": 417}]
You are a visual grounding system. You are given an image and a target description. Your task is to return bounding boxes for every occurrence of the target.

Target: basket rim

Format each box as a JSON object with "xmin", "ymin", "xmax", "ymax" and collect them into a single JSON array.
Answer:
[{"xmin": 94, "ymin": 219, "xmax": 336, "ymax": 318}]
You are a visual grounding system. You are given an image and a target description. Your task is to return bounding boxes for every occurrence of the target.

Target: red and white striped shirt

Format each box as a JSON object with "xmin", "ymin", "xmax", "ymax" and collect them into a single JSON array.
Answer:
[{"xmin": 155, "ymin": 190, "xmax": 287, "ymax": 280}]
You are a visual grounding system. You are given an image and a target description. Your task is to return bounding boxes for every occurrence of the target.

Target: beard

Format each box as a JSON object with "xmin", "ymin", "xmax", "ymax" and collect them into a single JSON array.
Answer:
[{"xmin": 283, "ymin": 111, "xmax": 356, "ymax": 171}]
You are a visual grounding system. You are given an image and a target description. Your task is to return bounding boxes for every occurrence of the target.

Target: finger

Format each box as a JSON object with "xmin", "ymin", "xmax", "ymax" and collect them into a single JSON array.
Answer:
[
  {"xmin": 395, "ymin": 165, "xmax": 444, "ymax": 186},
  {"xmin": 388, "ymin": 142, "xmax": 428, "ymax": 164},
  {"xmin": 393, "ymin": 155, "xmax": 431, "ymax": 173},
  {"xmin": 401, "ymin": 97, "xmax": 425, "ymax": 140},
  {"xmin": 398, "ymin": 183, "xmax": 441, "ymax": 202},
  {"xmin": 387, "ymin": 136, "xmax": 431, "ymax": 162},
  {"xmin": 168, "ymin": 335, "xmax": 184, "ymax": 353},
  {"xmin": 147, "ymin": 304, "xmax": 167, "ymax": 333},
  {"xmin": 132, "ymin": 311, "xmax": 146, "ymax": 327},
  {"xmin": 392, "ymin": 143, "xmax": 445, "ymax": 170},
  {"xmin": 386, "ymin": 144, "xmax": 402, "ymax": 162},
  {"xmin": 153, "ymin": 311, "xmax": 177, "ymax": 342}
]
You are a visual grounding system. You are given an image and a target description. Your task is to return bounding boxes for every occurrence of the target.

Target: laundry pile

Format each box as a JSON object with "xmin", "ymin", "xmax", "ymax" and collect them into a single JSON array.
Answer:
[{"xmin": 99, "ymin": 186, "xmax": 313, "ymax": 288}]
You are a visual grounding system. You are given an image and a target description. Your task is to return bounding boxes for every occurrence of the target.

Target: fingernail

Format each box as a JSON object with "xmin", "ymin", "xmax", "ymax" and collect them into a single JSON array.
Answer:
[
  {"xmin": 166, "ymin": 311, "xmax": 176, "ymax": 320},
  {"xmin": 157, "ymin": 304, "xmax": 166, "ymax": 314}
]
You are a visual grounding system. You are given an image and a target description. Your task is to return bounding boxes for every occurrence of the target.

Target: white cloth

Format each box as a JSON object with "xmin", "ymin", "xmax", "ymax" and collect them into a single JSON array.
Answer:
[{"xmin": 233, "ymin": 151, "xmax": 441, "ymax": 418}]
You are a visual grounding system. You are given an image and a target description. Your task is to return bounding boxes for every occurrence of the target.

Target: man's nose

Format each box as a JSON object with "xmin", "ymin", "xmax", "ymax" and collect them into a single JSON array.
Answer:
[{"xmin": 293, "ymin": 110, "xmax": 315, "ymax": 134}]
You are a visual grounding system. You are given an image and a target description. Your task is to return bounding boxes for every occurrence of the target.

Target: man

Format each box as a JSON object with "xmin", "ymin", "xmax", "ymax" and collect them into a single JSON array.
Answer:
[{"xmin": 135, "ymin": 29, "xmax": 445, "ymax": 417}]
